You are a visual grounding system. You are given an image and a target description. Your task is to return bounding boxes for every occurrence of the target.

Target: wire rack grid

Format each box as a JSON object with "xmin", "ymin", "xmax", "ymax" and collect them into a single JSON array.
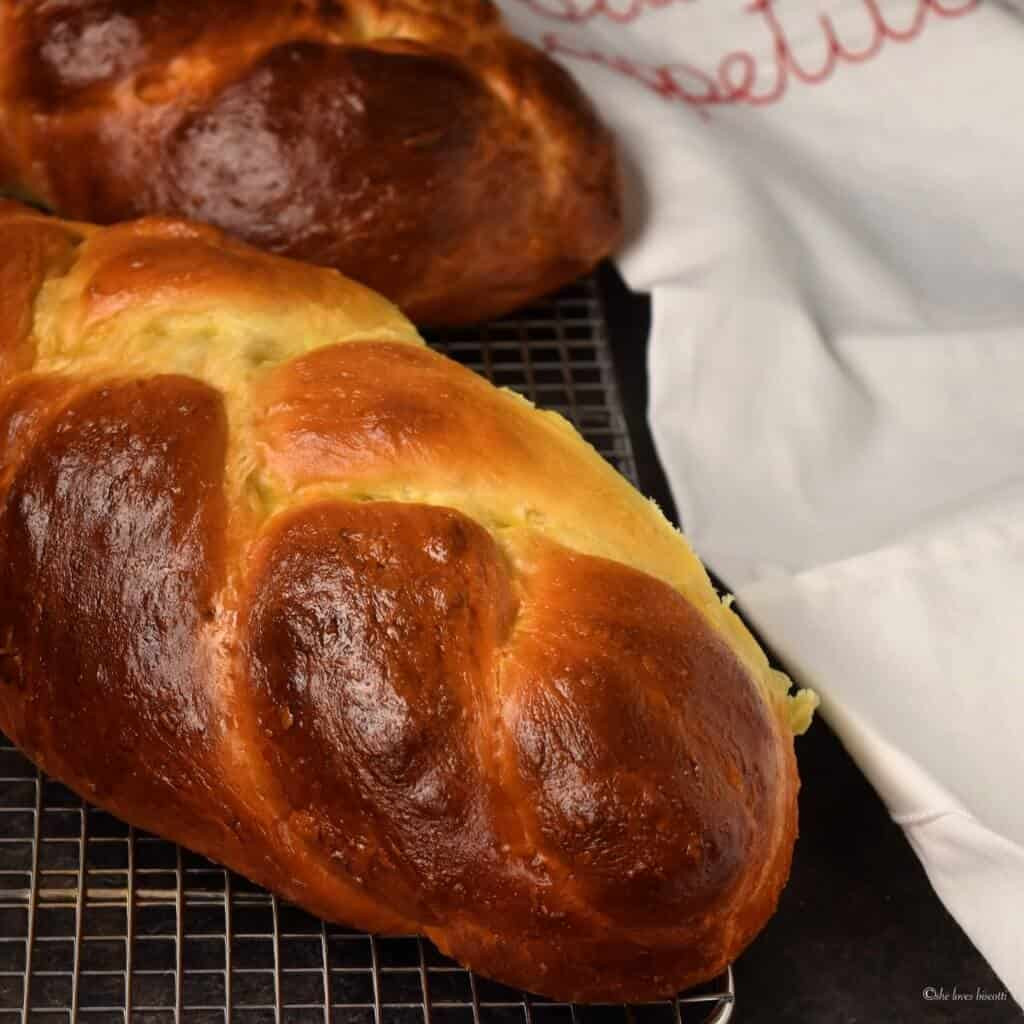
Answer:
[{"xmin": 0, "ymin": 274, "xmax": 735, "ymax": 1024}]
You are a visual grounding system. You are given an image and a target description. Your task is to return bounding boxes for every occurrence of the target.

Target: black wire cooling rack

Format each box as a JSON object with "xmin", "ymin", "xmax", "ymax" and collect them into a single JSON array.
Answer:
[{"xmin": 0, "ymin": 274, "xmax": 735, "ymax": 1024}]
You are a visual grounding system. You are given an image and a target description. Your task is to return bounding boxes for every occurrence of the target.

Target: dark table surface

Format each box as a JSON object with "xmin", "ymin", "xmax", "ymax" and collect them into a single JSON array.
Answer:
[{"xmin": 596, "ymin": 265, "xmax": 1021, "ymax": 1024}]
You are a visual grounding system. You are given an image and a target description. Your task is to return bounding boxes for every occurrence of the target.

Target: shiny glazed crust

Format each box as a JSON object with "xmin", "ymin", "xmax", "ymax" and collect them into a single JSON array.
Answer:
[
  {"xmin": 0, "ymin": 203, "xmax": 815, "ymax": 1002},
  {"xmin": 0, "ymin": 0, "xmax": 622, "ymax": 325}
]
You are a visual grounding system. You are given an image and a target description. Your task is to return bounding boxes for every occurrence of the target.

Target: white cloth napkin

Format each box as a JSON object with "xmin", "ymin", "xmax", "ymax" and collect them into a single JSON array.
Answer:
[{"xmin": 498, "ymin": 0, "xmax": 1024, "ymax": 1003}]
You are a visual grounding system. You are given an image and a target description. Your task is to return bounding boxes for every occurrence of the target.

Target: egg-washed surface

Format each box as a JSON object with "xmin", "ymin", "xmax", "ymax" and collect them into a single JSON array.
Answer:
[
  {"xmin": 0, "ymin": 0, "xmax": 622, "ymax": 325},
  {"xmin": 0, "ymin": 202, "xmax": 815, "ymax": 1003}
]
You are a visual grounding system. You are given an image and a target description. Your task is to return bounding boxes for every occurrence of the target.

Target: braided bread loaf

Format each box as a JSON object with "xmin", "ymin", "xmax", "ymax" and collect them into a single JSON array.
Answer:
[
  {"xmin": 0, "ymin": 0, "xmax": 621, "ymax": 326},
  {"xmin": 0, "ymin": 202, "xmax": 814, "ymax": 1002}
]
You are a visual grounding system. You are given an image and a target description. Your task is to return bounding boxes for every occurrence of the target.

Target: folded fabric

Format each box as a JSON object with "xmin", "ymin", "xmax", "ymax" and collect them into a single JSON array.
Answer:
[
  {"xmin": 740, "ymin": 496, "xmax": 1024, "ymax": 998},
  {"xmin": 498, "ymin": 0, "xmax": 1024, "ymax": 1004}
]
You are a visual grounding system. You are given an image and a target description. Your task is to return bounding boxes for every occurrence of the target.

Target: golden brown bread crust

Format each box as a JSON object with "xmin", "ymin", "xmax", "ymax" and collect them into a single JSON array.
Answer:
[
  {"xmin": 0, "ymin": 202, "xmax": 815, "ymax": 1002},
  {"xmin": 0, "ymin": 0, "xmax": 622, "ymax": 325}
]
